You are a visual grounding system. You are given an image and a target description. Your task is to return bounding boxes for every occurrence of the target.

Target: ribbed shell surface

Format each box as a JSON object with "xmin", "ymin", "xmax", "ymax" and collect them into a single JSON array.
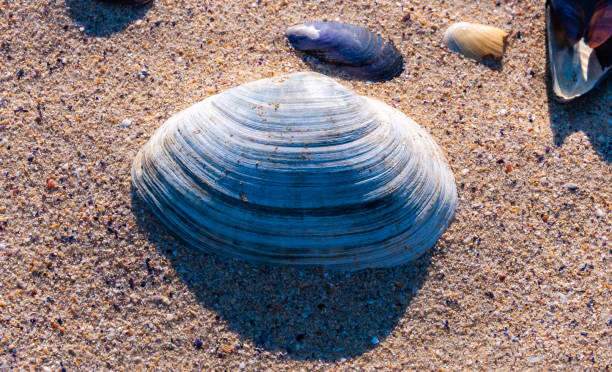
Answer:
[
  {"xmin": 131, "ymin": 72, "xmax": 457, "ymax": 270},
  {"xmin": 547, "ymin": 4, "xmax": 612, "ymax": 100}
]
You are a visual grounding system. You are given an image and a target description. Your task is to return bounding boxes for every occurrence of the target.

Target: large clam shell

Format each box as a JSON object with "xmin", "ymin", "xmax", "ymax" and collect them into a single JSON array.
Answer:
[
  {"xmin": 443, "ymin": 22, "xmax": 508, "ymax": 61},
  {"xmin": 285, "ymin": 22, "xmax": 404, "ymax": 82},
  {"xmin": 131, "ymin": 72, "xmax": 457, "ymax": 270},
  {"xmin": 547, "ymin": 2, "xmax": 612, "ymax": 101}
]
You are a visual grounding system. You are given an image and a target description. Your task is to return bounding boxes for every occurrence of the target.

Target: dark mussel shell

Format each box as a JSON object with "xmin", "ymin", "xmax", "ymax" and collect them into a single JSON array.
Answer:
[
  {"xmin": 586, "ymin": 0, "xmax": 612, "ymax": 48},
  {"xmin": 595, "ymin": 33, "xmax": 612, "ymax": 66},
  {"xmin": 285, "ymin": 22, "xmax": 403, "ymax": 82},
  {"xmin": 550, "ymin": 0, "xmax": 588, "ymax": 43}
]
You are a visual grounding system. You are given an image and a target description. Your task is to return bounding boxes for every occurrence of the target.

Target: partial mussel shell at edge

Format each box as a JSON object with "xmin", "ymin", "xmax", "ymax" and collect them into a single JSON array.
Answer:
[
  {"xmin": 547, "ymin": 2, "xmax": 612, "ymax": 101},
  {"xmin": 131, "ymin": 72, "xmax": 457, "ymax": 270},
  {"xmin": 549, "ymin": 0, "xmax": 612, "ymax": 48},
  {"xmin": 549, "ymin": 0, "xmax": 587, "ymax": 44},
  {"xmin": 285, "ymin": 22, "xmax": 404, "ymax": 82},
  {"xmin": 585, "ymin": 0, "xmax": 612, "ymax": 48}
]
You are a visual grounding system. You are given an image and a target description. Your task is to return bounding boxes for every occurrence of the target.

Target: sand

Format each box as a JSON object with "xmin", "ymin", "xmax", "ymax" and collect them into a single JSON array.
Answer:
[{"xmin": 0, "ymin": 0, "xmax": 610, "ymax": 370}]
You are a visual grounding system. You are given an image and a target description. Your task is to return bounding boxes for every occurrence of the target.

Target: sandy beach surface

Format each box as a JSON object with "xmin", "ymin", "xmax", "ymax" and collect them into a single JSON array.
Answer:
[{"xmin": 0, "ymin": 0, "xmax": 610, "ymax": 370}]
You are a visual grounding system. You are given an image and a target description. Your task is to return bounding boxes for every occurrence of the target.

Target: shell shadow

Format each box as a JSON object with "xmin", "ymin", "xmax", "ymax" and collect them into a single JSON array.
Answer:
[
  {"xmin": 482, "ymin": 35, "xmax": 511, "ymax": 71},
  {"xmin": 480, "ymin": 56, "xmax": 504, "ymax": 71},
  {"xmin": 130, "ymin": 188, "xmax": 430, "ymax": 361},
  {"xmin": 544, "ymin": 25, "xmax": 612, "ymax": 163},
  {"xmin": 65, "ymin": 0, "xmax": 152, "ymax": 37},
  {"xmin": 293, "ymin": 51, "xmax": 404, "ymax": 83}
]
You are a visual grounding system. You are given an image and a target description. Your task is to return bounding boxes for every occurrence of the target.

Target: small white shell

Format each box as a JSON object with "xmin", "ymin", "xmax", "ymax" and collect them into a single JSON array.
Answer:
[
  {"xmin": 131, "ymin": 72, "xmax": 457, "ymax": 270},
  {"xmin": 444, "ymin": 22, "xmax": 508, "ymax": 60},
  {"xmin": 546, "ymin": 4, "xmax": 612, "ymax": 101}
]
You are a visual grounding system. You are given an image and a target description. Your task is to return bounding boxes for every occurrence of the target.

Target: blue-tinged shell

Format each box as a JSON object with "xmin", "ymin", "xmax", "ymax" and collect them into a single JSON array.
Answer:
[
  {"xmin": 586, "ymin": 0, "xmax": 612, "ymax": 48},
  {"xmin": 550, "ymin": 0, "xmax": 587, "ymax": 43},
  {"xmin": 285, "ymin": 22, "xmax": 404, "ymax": 82},
  {"xmin": 547, "ymin": 2, "xmax": 612, "ymax": 101},
  {"xmin": 131, "ymin": 72, "xmax": 457, "ymax": 270},
  {"xmin": 549, "ymin": 0, "xmax": 612, "ymax": 48}
]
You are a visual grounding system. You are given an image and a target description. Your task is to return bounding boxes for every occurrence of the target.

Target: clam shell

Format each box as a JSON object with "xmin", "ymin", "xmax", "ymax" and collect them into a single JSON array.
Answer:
[
  {"xmin": 547, "ymin": 3, "xmax": 612, "ymax": 101},
  {"xmin": 285, "ymin": 22, "xmax": 404, "ymax": 82},
  {"xmin": 443, "ymin": 22, "xmax": 508, "ymax": 61},
  {"xmin": 131, "ymin": 72, "xmax": 457, "ymax": 270}
]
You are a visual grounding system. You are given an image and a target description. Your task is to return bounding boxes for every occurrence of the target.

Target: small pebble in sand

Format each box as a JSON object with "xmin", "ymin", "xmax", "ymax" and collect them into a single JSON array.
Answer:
[
  {"xmin": 120, "ymin": 119, "xmax": 132, "ymax": 128},
  {"xmin": 565, "ymin": 183, "xmax": 579, "ymax": 191},
  {"xmin": 595, "ymin": 208, "xmax": 604, "ymax": 218},
  {"xmin": 460, "ymin": 168, "xmax": 469, "ymax": 176},
  {"xmin": 151, "ymin": 295, "xmax": 170, "ymax": 305}
]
